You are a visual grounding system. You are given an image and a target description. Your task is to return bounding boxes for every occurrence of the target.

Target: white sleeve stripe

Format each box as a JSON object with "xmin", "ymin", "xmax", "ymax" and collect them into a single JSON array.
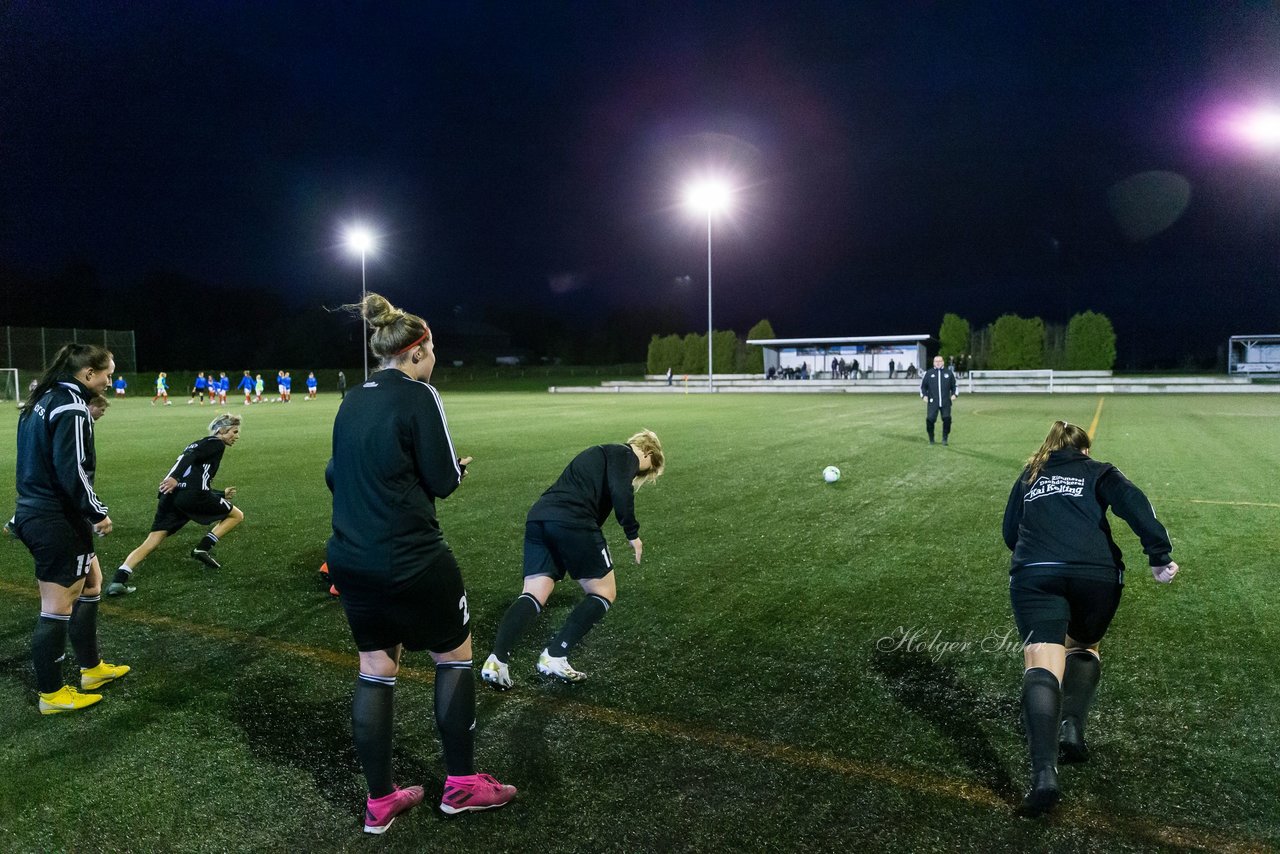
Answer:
[
  {"xmin": 50, "ymin": 401, "xmax": 90, "ymax": 421},
  {"xmin": 72, "ymin": 415, "xmax": 108, "ymax": 515},
  {"xmin": 423, "ymin": 383, "xmax": 461, "ymax": 481}
]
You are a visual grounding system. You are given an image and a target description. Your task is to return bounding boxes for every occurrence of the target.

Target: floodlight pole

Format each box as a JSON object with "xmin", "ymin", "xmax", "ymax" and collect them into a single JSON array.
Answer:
[
  {"xmin": 360, "ymin": 249, "xmax": 369, "ymax": 381},
  {"xmin": 706, "ymin": 211, "xmax": 714, "ymax": 392}
]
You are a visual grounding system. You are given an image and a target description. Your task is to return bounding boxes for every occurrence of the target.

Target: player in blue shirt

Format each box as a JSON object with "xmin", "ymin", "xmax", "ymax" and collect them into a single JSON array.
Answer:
[
  {"xmin": 237, "ymin": 371, "xmax": 254, "ymax": 405},
  {"xmin": 282, "ymin": 371, "xmax": 293, "ymax": 403},
  {"xmin": 189, "ymin": 372, "xmax": 209, "ymax": 405},
  {"xmin": 113, "ymin": 376, "xmax": 127, "ymax": 397},
  {"xmin": 305, "ymin": 371, "xmax": 318, "ymax": 400},
  {"xmin": 216, "ymin": 372, "xmax": 230, "ymax": 405}
]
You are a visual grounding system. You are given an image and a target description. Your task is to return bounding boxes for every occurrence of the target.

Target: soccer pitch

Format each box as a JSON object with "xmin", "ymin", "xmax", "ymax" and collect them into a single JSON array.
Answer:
[{"xmin": 0, "ymin": 392, "xmax": 1276, "ymax": 852}]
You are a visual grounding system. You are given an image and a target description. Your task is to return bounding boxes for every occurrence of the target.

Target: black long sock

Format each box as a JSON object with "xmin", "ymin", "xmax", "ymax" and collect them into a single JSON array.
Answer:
[
  {"xmin": 549, "ymin": 594, "xmax": 611, "ymax": 656},
  {"xmin": 434, "ymin": 661, "xmax": 475, "ymax": 776},
  {"xmin": 32, "ymin": 613, "xmax": 70, "ymax": 694},
  {"xmin": 197, "ymin": 532, "xmax": 218, "ymax": 552},
  {"xmin": 68, "ymin": 595, "xmax": 101, "ymax": 669},
  {"xmin": 112, "ymin": 566, "xmax": 133, "ymax": 585},
  {"xmin": 1021, "ymin": 667, "xmax": 1062, "ymax": 771},
  {"xmin": 1061, "ymin": 651, "xmax": 1101, "ymax": 734},
  {"xmin": 493, "ymin": 593, "xmax": 541, "ymax": 663},
  {"xmin": 353, "ymin": 674, "xmax": 395, "ymax": 798}
]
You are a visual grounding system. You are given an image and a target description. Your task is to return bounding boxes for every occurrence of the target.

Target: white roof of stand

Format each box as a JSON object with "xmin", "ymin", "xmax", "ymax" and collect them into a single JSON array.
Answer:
[{"xmin": 747, "ymin": 335, "xmax": 932, "ymax": 346}]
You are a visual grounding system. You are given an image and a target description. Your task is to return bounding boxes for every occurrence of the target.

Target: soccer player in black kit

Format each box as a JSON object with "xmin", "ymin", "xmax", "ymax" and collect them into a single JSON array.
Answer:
[
  {"xmin": 1002, "ymin": 420, "xmax": 1179, "ymax": 816},
  {"xmin": 481, "ymin": 430, "xmax": 665, "ymax": 689},
  {"xmin": 327, "ymin": 292, "xmax": 515, "ymax": 834},
  {"xmin": 13, "ymin": 344, "xmax": 130, "ymax": 714},
  {"xmin": 107, "ymin": 413, "xmax": 245, "ymax": 595}
]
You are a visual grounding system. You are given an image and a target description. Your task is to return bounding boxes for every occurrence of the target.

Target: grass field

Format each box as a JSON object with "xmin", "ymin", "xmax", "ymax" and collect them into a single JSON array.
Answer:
[{"xmin": 0, "ymin": 390, "xmax": 1276, "ymax": 853}]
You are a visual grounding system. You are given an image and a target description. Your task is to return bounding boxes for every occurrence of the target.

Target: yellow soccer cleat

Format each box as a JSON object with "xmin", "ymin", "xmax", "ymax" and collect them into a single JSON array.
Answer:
[
  {"xmin": 39, "ymin": 685, "xmax": 103, "ymax": 715},
  {"xmin": 80, "ymin": 660, "xmax": 131, "ymax": 691}
]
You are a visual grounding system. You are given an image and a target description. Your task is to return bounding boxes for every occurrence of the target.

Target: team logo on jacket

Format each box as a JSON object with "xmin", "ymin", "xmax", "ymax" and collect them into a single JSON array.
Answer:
[{"xmin": 1025, "ymin": 475, "xmax": 1085, "ymax": 502}]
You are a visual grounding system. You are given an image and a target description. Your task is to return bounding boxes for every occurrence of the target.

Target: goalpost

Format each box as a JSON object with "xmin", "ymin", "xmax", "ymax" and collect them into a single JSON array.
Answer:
[{"xmin": 0, "ymin": 368, "xmax": 18, "ymax": 405}]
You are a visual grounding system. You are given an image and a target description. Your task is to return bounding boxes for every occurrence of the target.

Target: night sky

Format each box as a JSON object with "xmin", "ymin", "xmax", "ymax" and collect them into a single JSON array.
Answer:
[{"xmin": 4, "ymin": 2, "xmax": 1279, "ymax": 369}]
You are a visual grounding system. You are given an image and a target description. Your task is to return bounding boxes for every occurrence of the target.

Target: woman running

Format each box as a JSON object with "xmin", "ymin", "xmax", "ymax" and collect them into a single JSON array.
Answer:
[{"xmin": 1003, "ymin": 420, "xmax": 1178, "ymax": 816}]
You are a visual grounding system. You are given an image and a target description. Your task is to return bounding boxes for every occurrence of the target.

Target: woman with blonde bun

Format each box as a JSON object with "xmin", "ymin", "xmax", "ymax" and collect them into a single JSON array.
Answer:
[{"xmin": 326, "ymin": 292, "xmax": 515, "ymax": 834}]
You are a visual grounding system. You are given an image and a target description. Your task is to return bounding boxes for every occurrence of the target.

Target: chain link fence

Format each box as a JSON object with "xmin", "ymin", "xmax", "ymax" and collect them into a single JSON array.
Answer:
[{"xmin": 1, "ymin": 327, "xmax": 137, "ymax": 376}]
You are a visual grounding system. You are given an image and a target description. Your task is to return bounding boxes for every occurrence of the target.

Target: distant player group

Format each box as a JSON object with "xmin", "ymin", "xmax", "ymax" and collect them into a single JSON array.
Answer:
[
  {"xmin": 9, "ymin": 294, "xmax": 1178, "ymax": 834},
  {"xmin": 142, "ymin": 370, "xmax": 321, "ymax": 406}
]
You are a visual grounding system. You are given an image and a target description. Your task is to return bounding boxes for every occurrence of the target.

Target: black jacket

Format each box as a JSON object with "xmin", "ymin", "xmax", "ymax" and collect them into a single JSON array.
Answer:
[
  {"xmin": 527, "ymin": 444, "xmax": 641, "ymax": 540},
  {"xmin": 921, "ymin": 367, "xmax": 957, "ymax": 404},
  {"xmin": 164, "ymin": 436, "xmax": 227, "ymax": 497},
  {"xmin": 1003, "ymin": 448, "xmax": 1172, "ymax": 580},
  {"xmin": 15, "ymin": 378, "xmax": 108, "ymax": 523},
  {"xmin": 327, "ymin": 370, "xmax": 462, "ymax": 584}
]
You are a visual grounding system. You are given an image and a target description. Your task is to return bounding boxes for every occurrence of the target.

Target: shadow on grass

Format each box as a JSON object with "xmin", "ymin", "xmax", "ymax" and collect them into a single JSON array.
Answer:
[
  {"xmin": 880, "ymin": 430, "xmax": 1018, "ymax": 467},
  {"xmin": 0, "ymin": 636, "xmax": 34, "ymax": 693},
  {"xmin": 230, "ymin": 673, "xmax": 448, "ymax": 822},
  {"xmin": 869, "ymin": 646, "xmax": 1021, "ymax": 803}
]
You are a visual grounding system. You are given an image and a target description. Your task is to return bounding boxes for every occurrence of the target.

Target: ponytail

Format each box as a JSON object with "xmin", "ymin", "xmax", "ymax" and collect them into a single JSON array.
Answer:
[
  {"xmin": 1025, "ymin": 420, "xmax": 1091, "ymax": 483},
  {"xmin": 20, "ymin": 344, "xmax": 113, "ymax": 416}
]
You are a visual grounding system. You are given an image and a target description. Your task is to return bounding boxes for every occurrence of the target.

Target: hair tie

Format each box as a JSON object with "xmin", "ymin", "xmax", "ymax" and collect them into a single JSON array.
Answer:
[
  {"xmin": 394, "ymin": 325, "xmax": 430, "ymax": 356},
  {"xmin": 1062, "ymin": 421, "xmax": 1071, "ymax": 429}
]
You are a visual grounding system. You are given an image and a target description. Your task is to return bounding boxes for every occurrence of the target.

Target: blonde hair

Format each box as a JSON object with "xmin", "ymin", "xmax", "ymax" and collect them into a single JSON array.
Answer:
[
  {"xmin": 1025, "ymin": 420, "xmax": 1090, "ymax": 484},
  {"xmin": 208, "ymin": 412, "xmax": 242, "ymax": 435},
  {"xmin": 347, "ymin": 293, "xmax": 431, "ymax": 364},
  {"xmin": 627, "ymin": 429, "xmax": 665, "ymax": 489}
]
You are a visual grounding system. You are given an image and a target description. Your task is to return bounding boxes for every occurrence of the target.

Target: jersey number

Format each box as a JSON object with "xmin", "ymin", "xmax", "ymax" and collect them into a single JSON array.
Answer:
[
  {"xmin": 75, "ymin": 553, "xmax": 93, "ymax": 578},
  {"xmin": 458, "ymin": 594, "xmax": 470, "ymax": 626}
]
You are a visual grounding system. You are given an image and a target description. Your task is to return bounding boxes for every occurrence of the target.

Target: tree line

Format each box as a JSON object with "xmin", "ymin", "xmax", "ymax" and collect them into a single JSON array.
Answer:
[
  {"xmin": 646, "ymin": 320, "xmax": 776, "ymax": 374},
  {"xmin": 939, "ymin": 311, "xmax": 1116, "ymax": 370},
  {"xmin": 647, "ymin": 311, "xmax": 1117, "ymax": 375}
]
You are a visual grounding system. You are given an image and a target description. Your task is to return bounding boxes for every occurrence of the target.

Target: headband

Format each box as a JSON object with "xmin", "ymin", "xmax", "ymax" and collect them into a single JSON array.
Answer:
[
  {"xmin": 208, "ymin": 414, "xmax": 239, "ymax": 434},
  {"xmin": 394, "ymin": 325, "xmax": 430, "ymax": 356}
]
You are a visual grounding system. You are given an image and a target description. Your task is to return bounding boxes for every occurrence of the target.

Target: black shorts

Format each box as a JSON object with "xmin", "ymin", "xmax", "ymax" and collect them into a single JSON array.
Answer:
[
  {"xmin": 13, "ymin": 513, "xmax": 95, "ymax": 587},
  {"xmin": 523, "ymin": 520, "xmax": 614, "ymax": 582},
  {"xmin": 332, "ymin": 549, "xmax": 470, "ymax": 654},
  {"xmin": 151, "ymin": 490, "xmax": 233, "ymax": 534},
  {"xmin": 1010, "ymin": 569, "xmax": 1123, "ymax": 646}
]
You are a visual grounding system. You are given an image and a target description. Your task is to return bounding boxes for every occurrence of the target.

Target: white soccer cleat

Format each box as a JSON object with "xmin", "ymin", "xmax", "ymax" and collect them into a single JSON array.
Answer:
[
  {"xmin": 536, "ymin": 649, "xmax": 587, "ymax": 683},
  {"xmin": 480, "ymin": 654, "xmax": 513, "ymax": 691}
]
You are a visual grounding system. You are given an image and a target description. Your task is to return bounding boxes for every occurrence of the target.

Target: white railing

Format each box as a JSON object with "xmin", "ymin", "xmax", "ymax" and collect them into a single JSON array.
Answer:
[{"xmin": 968, "ymin": 369, "xmax": 1055, "ymax": 393}]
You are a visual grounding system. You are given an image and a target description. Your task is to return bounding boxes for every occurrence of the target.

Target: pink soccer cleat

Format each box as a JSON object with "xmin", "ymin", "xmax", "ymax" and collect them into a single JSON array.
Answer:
[
  {"xmin": 363, "ymin": 785, "xmax": 424, "ymax": 834},
  {"xmin": 440, "ymin": 773, "xmax": 517, "ymax": 814}
]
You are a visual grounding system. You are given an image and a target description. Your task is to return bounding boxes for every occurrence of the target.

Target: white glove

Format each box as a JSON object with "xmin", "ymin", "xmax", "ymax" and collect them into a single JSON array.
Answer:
[{"xmin": 1151, "ymin": 561, "xmax": 1179, "ymax": 584}]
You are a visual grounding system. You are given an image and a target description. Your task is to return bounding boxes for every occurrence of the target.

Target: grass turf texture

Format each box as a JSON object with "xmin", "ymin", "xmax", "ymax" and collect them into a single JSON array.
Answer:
[{"xmin": 0, "ymin": 392, "xmax": 1276, "ymax": 852}]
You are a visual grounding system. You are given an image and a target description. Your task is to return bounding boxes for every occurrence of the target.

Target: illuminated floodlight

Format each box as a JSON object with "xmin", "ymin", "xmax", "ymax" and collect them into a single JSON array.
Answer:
[
  {"xmin": 344, "ymin": 225, "xmax": 377, "ymax": 256},
  {"xmin": 679, "ymin": 176, "xmax": 737, "ymax": 392},
  {"xmin": 1233, "ymin": 109, "xmax": 1280, "ymax": 149},
  {"xmin": 683, "ymin": 179, "xmax": 733, "ymax": 215},
  {"xmin": 341, "ymin": 223, "xmax": 379, "ymax": 380}
]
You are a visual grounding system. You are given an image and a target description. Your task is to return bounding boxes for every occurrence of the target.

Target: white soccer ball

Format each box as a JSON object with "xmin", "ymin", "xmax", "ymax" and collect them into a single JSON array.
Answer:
[{"xmin": 823, "ymin": 465, "xmax": 841, "ymax": 483}]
